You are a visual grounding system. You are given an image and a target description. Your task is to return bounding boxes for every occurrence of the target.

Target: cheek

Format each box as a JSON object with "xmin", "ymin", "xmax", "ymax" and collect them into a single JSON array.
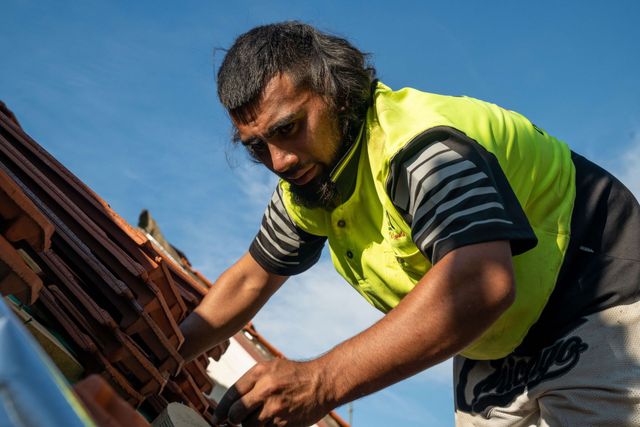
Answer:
[
  {"xmin": 309, "ymin": 121, "xmax": 340, "ymax": 162},
  {"xmin": 320, "ymin": 129, "xmax": 342, "ymax": 164}
]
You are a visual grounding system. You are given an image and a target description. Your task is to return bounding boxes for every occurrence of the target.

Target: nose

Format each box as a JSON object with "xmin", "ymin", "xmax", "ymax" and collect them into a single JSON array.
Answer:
[{"xmin": 268, "ymin": 143, "xmax": 298, "ymax": 173}]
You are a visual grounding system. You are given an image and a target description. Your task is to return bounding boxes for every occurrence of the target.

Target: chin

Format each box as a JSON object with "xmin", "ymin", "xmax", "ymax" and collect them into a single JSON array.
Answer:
[{"xmin": 290, "ymin": 176, "xmax": 339, "ymax": 210}]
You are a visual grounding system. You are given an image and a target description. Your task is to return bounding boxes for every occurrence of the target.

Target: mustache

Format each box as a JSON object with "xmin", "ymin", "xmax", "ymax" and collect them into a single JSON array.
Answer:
[{"xmin": 279, "ymin": 164, "xmax": 307, "ymax": 181}]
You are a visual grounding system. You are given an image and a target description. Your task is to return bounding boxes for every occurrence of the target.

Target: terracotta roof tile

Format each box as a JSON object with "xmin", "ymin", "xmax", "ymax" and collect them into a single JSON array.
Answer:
[
  {"xmin": 0, "ymin": 167, "xmax": 53, "ymax": 251},
  {"xmin": 0, "ymin": 104, "xmax": 348, "ymax": 425},
  {"xmin": 73, "ymin": 374, "xmax": 151, "ymax": 427},
  {"xmin": 0, "ymin": 233, "xmax": 43, "ymax": 304}
]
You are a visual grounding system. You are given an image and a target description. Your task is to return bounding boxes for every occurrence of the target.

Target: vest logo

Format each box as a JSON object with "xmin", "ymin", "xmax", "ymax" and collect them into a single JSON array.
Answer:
[
  {"xmin": 385, "ymin": 211, "xmax": 406, "ymax": 240},
  {"xmin": 389, "ymin": 230, "xmax": 406, "ymax": 240},
  {"xmin": 456, "ymin": 335, "xmax": 588, "ymax": 413}
]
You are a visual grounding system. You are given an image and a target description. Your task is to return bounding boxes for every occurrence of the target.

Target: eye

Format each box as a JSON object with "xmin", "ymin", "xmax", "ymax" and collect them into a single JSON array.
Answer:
[
  {"xmin": 242, "ymin": 138, "xmax": 267, "ymax": 157},
  {"xmin": 276, "ymin": 122, "xmax": 296, "ymax": 136}
]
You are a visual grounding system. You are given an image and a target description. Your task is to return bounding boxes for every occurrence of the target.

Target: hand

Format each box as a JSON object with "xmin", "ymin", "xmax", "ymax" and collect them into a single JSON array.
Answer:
[
  {"xmin": 211, "ymin": 358, "xmax": 334, "ymax": 427},
  {"xmin": 209, "ymin": 339, "xmax": 231, "ymax": 361}
]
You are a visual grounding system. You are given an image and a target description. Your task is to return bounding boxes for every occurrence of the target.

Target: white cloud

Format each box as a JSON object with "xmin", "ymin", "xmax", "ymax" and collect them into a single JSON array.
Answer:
[
  {"xmin": 366, "ymin": 388, "xmax": 443, "ymax": 426},
  {"xmin": 251, "ymin": 259, "xmax": 383, "ymax": 359},
  {"xmin": 412, "ymin": 359, "xmax": 453, "ymax": 385},
  {"xmin": 234, "ymin": 161, "xmax": 279, "ymax": 212}
]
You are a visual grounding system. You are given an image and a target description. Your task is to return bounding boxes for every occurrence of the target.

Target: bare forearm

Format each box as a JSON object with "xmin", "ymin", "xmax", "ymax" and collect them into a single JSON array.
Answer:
[
  {"xmin": 317, "ymin": 241, "xmax": 515, "ymax": 406},
  {"xmin": 179, "ymin": 252, "xmax": 286, "ymax": 361},
  {"xmin": 210, "ymin": 242, "xmax": 515, "ymax": 427}
]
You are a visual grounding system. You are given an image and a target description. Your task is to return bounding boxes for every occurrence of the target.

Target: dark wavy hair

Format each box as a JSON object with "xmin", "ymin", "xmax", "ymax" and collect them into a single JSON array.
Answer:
[{"xmin": 217, "ymin": 21, "xmax": 376, "ymax": 145}]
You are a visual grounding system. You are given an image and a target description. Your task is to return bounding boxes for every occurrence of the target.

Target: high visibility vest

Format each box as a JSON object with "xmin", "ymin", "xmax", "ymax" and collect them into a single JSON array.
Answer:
[{"xmin": 281, "ymin": 82, "xmax": 575, "ymax": 359}]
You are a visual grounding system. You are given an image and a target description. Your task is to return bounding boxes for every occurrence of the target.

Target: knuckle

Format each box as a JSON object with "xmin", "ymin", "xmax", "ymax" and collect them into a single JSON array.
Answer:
[
  {"xmin": 261, "ymin": 377, "xmax": 275, "ymax": 392},
  {"xmin": 253, "ymin": 362, "xmax": 269, "ymax": 375},
  {"xmin": 264, "ymin": 399, "xmax": 284, "ymax": 417}
]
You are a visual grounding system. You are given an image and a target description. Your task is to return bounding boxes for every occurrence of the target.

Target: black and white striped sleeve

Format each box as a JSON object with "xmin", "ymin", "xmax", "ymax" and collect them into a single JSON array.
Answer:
[
  {"xmin": 387, "ymin": 127, "xmax": 537, "ymax": 264},
  {"xmin": 249, "ymin": 185, "xmax": 327, "ymax": 276}
]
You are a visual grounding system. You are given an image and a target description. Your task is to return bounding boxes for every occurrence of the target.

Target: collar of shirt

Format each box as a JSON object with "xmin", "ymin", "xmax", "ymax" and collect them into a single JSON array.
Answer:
[
  {"xmin": 328, "ymin": 122, "xmax": 365, "ymax": 201},
  {"xmin": 325, "ymin": 79, "xmax": 378, "ymax": 202}
]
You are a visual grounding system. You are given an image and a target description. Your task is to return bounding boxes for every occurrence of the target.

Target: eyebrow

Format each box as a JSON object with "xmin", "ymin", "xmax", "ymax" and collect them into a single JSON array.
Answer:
[
  {"xmin": 264, "ymin": 113, "xmax": 297, "ymax": 139},
  {"xmin": 238, "ymin": 112, "xmax": 299, "ymax": 146}
]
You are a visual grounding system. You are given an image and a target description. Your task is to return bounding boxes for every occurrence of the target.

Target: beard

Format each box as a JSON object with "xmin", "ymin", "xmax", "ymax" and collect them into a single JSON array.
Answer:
[
  {"xmin": 289, "ymin": 171, "xmax": 340, "ymax": 210},
  {"xmin": 287, "ymin": 116, "xmax": 362, "ymax": 210}
]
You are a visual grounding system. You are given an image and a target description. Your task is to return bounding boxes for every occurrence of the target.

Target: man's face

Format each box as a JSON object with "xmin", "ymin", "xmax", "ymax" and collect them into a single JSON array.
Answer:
[{"xmin": 233, "ymin": 73, "xmax": 343, "ymax": 208}]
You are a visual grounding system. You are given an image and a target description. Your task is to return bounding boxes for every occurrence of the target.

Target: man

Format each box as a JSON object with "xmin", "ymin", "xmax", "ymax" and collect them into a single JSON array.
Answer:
[{"xmin": 179, "ymin": 22, "xmax": 640, "ymax": 426}]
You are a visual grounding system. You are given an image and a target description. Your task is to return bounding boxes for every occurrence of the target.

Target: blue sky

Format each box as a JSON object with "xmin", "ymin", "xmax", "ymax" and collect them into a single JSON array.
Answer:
[{"xmin": 2, "ymin": 1, "xmax": 639, "ymax": 426}]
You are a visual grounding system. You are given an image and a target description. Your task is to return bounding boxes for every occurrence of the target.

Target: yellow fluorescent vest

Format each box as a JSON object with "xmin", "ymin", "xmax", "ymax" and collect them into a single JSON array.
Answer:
[{"xmin": 281, "ymin": 82, "xmax": 575, "ymax": 359}]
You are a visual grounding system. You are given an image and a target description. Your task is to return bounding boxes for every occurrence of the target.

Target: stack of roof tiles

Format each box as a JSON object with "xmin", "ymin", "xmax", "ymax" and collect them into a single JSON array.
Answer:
[{"xmin": 0, "ymin": 103, "xmax": 217, "ymax": 422}]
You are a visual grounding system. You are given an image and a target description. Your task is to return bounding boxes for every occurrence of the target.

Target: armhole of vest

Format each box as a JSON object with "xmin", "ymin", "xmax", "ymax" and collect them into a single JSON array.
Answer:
[
  {"xmin": 277, "ymin": 180, "xmax": 303, "ymax": 228},
  {"xmin": 385, "ymin": 125, "xmax": 471, "ymax": 217}
]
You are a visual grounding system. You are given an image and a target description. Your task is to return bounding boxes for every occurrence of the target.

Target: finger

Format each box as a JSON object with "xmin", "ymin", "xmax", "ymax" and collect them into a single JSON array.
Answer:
[
  {"xmin": 212, "ymin": 373, "xmax": 257, "ymax": 425},
  {"xmin": 238, "ymin": 408, "xmax": 267, "ymax": 427},
  {"xmin": 228, "ymin": 394, "xmax": 262, "ymax": 426},
  {"xmin": 211, "ymin": 384, "xmax": 241, "ymax": 425}
]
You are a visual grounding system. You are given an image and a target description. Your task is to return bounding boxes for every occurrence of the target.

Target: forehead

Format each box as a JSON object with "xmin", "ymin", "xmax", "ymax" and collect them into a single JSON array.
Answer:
[{"xmin": 261, "ymin": 73, "xmax": 304, "ymax": 107}]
